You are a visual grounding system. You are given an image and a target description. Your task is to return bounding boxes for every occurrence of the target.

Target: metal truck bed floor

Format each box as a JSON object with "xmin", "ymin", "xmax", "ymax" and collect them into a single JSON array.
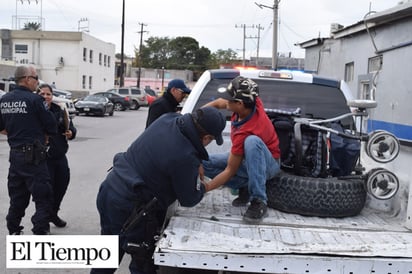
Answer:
[{"xmin": 156, "ymin": 187, "xmax": 412, "ymax": 258}]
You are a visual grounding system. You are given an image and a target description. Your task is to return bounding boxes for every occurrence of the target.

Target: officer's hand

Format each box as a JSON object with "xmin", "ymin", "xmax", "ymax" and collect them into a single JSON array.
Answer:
[
  {"xmin": 198, "ymin": 164, "xmax": 205, "ymax": 182},
  {"xmin": 63, "ymin": 130, "xmax": 72, "ymax": 139}
]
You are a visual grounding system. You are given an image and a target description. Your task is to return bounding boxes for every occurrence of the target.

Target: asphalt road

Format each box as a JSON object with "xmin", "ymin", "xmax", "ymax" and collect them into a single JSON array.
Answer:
[{"xmin": 0, "ymin": 108, "xmax": 149, "ymax": 274}]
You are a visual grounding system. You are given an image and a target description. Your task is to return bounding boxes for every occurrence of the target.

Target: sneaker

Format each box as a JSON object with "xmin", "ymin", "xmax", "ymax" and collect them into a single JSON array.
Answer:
[
  {"xmin": 243, "ymin": 198, "xmax": 268, "ymax": 224},
  {"xmin": 232, "ymin": 187, "xmax": 250, "ymax": 207},
  {"xmin": 51, "ymin": 216, "xmax": 67, "ymax": 228}
]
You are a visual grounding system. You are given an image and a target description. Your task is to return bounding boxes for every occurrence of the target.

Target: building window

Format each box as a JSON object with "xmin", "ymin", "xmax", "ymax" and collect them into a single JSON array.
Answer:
[
  {"xmin": 104, "ymin": 55, "xmax": 107, "ymax": 67},
  {"xmin": 368, "ymin": 55, "xmax": 383, "ymax": 73},
  {"xmin": 83, "ymin": 48, "xmax": 87, "ymax": 62},
  {"xmin": 89, "ymin": 50, "xmax": 93, "ymax": 63},
  {"xmin": 99, "ymin": 53, "xmax": 102, "ymax": 65},
  {"xmin": 344, "ymin": 62, "xmax": 354, "ymax": 82},
  {"xmin": 82, "ymin": 75, "xmax": 86, "ymax": 89},
  {"xmin": 15, "ymin": 44, "xmax": 28, "ymax": 54},
  {"xmin": 360, "ymin": 81, "xmax": 372, "ymax": 100},
  {"xmin": 107, "ymin": 56, "xmax": 111, "ymax": 67},
  {"xmin": 89, "ymin": 76, "xmax": 93, "ymax": 89}
]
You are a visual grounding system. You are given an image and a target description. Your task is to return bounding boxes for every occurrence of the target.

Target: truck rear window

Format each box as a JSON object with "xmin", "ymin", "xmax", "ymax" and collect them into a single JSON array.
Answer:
[{"xmin": 193, "ymin": 78, "xmax": 353, "ymax": 127}]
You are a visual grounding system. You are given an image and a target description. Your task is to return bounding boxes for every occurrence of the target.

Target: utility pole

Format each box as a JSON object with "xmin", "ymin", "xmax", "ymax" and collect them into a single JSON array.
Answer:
[
  {"xmin": 136, "ymin": 22, "xmax": 148, "ymax": 88},
  {"xmin": 255, "ymin": 0, "xmax": 281, "ymax": 70},
  {"xmin": 235, "ymin": 24, "xmax": 255, "ymax": 66},
  {"xmin": 119, "ymin": 0, "xmax": 125, "ymax": 87},
  {"xmin": 255, "ymin": 24, "xmax": 264, "ymax": 67}
]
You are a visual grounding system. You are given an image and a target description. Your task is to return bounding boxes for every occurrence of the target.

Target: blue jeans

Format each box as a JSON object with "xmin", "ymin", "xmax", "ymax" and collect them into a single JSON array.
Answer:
[{"xmin": 203, "ymin": 135, "xmax": 280, "ymax": 202}]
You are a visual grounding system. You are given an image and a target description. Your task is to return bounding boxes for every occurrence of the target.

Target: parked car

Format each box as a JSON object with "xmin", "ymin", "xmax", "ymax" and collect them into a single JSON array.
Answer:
[
  {"xmin": 93, "ymin": 91, "xmax": 131, "ymax": 111},
  {"xmin": 144, "ymin": 87, "xmax": 158, "ymax": 105},
  {"xmin": 53, "ymin": 88, "xmax": 72, "ymax": 100},
  {"xmin": 0, "ymin": 79, "xmax": 16, "ymax": 92},
  {"xmin": 155, "ymin": 69, "xmax": 405, "ymax": 273},
  {"xmin": 107, "ymin": 87, "xmax": 147, "ymax": 110},
  {"xmin": 53, "ymin": 96, "xmax": 77, "ymax": 118},
  {"xmin": 74, "ymin": 95, "xmax": 114, "ymax": 117}
]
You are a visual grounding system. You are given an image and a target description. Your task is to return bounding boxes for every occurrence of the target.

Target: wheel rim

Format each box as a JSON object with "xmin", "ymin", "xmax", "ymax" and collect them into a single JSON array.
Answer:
[
  {"xmin": 367, "ymin": 168, "xmax": 399, "ymax": 200},
  {"xmin": 130, "ymin": 101, "xmax": 137, "ymax": 109},
  {"xmin": 114, "ymin": 103, "xmax": 122, "ymax": 111},
  {"xmin": 366, "ymin": 131, "xmax": 400, "ymax": 163}
]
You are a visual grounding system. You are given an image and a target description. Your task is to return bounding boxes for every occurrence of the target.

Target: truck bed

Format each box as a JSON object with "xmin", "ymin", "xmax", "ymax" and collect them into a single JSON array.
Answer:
[{"xmin": 155, "ymin": 187, "xmax": 412, "ymax": 273}]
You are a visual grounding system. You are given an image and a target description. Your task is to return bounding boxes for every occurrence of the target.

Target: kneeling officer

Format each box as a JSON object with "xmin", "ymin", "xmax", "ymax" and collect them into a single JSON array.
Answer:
[{"xmin": 91, "ymin": 107, "xmax": 226, "ymax": 274}]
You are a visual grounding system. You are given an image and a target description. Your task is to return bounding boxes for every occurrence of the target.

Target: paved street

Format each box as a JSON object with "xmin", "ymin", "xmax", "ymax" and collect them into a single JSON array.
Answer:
[{"xmin": 0, "ymin": 108, "xmax": 149, "ymax": 273}]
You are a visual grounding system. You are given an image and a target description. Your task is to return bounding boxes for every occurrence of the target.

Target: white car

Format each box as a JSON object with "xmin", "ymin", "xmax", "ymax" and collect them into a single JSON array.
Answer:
[{"xmin": 53, "ymin": 96, "xmax": 77, "ymax": 118}]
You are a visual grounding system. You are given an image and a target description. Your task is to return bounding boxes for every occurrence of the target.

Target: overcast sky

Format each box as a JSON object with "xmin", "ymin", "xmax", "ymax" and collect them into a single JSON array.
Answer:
[{"xmin": 0, "ymin": 0, "xmax": 404, "ymax": 59}]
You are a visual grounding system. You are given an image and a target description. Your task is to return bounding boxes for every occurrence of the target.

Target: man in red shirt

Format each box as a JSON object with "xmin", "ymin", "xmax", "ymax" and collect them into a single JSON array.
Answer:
[{"xmin": 201, "ymin": 76, "xmax": 280, "ymax": 223}]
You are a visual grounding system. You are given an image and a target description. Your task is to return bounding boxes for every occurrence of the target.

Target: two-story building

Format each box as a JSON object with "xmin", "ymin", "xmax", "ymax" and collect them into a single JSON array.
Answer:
[{"xmin": 0, "ymin": 29, "xmax": 115, "ymax": 95}]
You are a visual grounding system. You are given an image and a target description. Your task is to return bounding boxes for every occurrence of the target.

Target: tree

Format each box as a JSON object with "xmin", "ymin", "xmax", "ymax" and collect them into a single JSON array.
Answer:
[
  {"xmin": 139, "ymin": 37, "xmax": 171, "ymax": 68},
  {"xmin": 168, "ymin": 36, "xmax": 199, "ymax": 69},
  {"xmin": 135, "ymin": 36, "xmax": 238, "ymax": 73},
  {"xmin": 22, "ymin": 22, "xmax": 41, "ymax": 31},
  {"xmin": 208, "ymin": 48, "xmax": 239, "ymax": 68}
]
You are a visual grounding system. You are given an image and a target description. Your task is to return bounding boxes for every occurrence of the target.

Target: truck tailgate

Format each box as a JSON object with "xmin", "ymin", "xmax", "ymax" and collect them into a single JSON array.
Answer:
[{"xmin": 155, "ymin": 187, "xmax": 412, "ymax": 273}]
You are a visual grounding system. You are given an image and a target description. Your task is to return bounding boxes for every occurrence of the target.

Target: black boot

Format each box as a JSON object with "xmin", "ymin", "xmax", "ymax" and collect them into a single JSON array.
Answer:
[
  {"xmin": 51, "ymin": 215, "xmax": 67, "ymax": 228},
  {"xmin": 232, "ymin": 187, "xmax": 250, "ymax": 207}
]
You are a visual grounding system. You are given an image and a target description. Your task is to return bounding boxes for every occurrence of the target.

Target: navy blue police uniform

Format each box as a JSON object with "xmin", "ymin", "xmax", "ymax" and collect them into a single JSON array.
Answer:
[
  {"xmin": 0, "ymin": 85, "xmax": 57, "ymax": 235},
  {"xmin": 92, "ymin": 112, "xmax": 209, "ymax": 274},
  {"xmin": 46, "ymin": 102, "xmax": 77, "ymax": 221},
  {"xmin": 145, "ymin": 91, "xmax": 180, "ymax": 128}
]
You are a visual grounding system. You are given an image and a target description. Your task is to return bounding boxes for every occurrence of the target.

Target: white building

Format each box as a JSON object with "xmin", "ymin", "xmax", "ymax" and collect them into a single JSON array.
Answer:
[
  {"xmin": 0, "ymin": 29, "xmax": 115, "ymax": 94},
  {"xmin": 297, "ymin": 1, "xmax": 412, "ymax": 143}
]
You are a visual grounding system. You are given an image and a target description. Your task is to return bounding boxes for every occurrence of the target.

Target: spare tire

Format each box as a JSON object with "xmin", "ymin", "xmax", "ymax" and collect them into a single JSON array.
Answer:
[{"xmin": 266, "ymin": 172, "xmax": 366, "ymax": 217}]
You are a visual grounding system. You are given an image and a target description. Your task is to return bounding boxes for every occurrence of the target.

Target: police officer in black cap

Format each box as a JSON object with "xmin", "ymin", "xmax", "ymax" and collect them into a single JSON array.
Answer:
[{"xmin": 0, "ymin": 65, "xmax": 57, "ymax": 235}]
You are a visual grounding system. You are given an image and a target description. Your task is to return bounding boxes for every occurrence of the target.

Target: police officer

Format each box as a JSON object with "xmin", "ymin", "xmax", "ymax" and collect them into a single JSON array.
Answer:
[
  {"xmin": 91, "ymin": 107, "xmax": 226, "ymax": 274},
  {"xmin": 145, "ymin": 79, "xmax": 191, "ymax": 128},
  {"xmin": 0, "ymin": 65, "xmax": 57, "ymax": 235},
  {"xmin": 38, "ymin": 83, "xmax": 77, "ymax": 228}
]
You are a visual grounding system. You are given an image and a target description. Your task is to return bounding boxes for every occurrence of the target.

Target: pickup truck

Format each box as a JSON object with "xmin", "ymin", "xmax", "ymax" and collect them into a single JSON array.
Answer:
[{"xmin": 154, "ymin": 69, "xmax": 412, "ymax": 274}]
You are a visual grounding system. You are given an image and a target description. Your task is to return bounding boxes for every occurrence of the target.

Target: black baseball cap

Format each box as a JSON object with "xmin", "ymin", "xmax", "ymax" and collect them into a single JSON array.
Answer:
[{"xmin": 193, "ymin": 107, "xmax": 225, "ymax": 145}]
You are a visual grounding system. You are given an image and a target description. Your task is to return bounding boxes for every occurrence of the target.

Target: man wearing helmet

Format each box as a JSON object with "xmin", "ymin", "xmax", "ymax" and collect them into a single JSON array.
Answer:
[{"xmin": 200, "ymin": 76, "xmax": 280, "ymax": 223}]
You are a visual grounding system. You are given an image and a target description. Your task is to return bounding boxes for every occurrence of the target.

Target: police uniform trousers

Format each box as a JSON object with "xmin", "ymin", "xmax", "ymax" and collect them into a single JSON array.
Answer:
[
  {"xmin": 91, "ymin": 171, "xmax": 162, "ymax": 274},
  {"xmin": 6, "ymin": 149, "xmax": 53, "ymax": 234},
  {"xmin": 46, "ymin": 155, "xmax": 70, "ymax": 217}
]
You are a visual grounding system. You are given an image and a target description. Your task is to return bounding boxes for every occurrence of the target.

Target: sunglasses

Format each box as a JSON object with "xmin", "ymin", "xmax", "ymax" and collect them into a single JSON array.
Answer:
[{"xmin": 26, "ymin": 75, "xmax": 39, "ymax": 81}]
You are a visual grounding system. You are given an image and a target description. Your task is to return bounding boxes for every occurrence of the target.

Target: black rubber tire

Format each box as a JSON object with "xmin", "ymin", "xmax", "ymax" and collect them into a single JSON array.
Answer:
[
  {"xmin": 266, "ymin": 172, "xmax": 366, "ymax": 217},
  {"xmin": 114, "ymin": 102, "xmax": 123, "ymax": 111},
  {"xmin": 130, "ymin": 100, "xmax": 140, "ymax": 110}
]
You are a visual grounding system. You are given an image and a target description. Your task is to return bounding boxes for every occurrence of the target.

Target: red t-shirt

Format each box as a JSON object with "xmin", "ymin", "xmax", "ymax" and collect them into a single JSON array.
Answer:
[{"xmin": 230, "ymin": 97, "xmax": 280, "ymax": 159}]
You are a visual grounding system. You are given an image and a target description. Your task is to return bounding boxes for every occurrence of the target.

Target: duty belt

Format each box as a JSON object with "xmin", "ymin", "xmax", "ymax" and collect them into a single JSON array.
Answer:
[{"xmin": 11, "ymin": 144, "xmax": 31, "ymax": 152}]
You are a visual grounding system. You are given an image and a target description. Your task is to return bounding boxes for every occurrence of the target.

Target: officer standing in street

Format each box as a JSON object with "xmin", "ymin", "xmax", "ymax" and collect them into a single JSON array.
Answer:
[
  {"xmin": 91, "ymin": 107, "xmax": 226, "ymax": 274},
  {"xmin": 38, "ymin": 83, "xmax": 77, "ymax": 228},
  {"xmin": 145, "ymin": 79, "xmax": 191, "ymax": 128},
  {"xmin": 0, "ymin": 65, "xmax": 57, "ymax": 235}
]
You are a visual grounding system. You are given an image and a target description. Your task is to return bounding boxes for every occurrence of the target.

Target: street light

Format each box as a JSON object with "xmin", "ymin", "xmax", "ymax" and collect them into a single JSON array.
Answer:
[{"xmin": 255, "ymin": 0, "xmax": 280, "ymax": 70}]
